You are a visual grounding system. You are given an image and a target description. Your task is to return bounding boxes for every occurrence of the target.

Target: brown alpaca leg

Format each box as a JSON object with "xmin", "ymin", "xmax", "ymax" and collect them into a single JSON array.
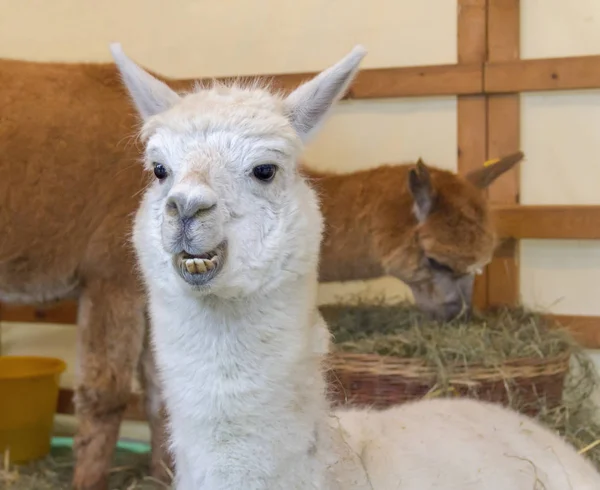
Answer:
[
  {"xmin": 72, "ymin": 282, "xmax": 145, "ymax": 490},
  {"xmin": 138, "ymin": 316, "xmax": 174, "ymax": 484}
]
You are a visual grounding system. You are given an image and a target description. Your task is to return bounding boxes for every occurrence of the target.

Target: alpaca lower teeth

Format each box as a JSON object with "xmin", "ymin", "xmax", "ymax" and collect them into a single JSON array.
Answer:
[
  {"xmin": 194, "ymin": 259, "xmax": 207, "ymax": 273},
  {"xmin": 185, "ymin": 259, "xmax": 197, "ymax": 274},
  {"xmin": 183, "ymin": 257, "xmax": 219, "ymax": 274}
]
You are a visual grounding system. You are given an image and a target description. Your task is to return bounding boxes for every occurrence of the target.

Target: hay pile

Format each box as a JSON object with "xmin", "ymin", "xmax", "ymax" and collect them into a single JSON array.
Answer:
[
  {"xmin": 321, "ymin": 298, "xmax": 600, "ymax": 470},
  {"xmin": 321, "ymin": 300, "xmax": 571, "ymax": 363},
  {"xmin": 0, "ymin": 443, "xmax": 169, "ymax": 489}
]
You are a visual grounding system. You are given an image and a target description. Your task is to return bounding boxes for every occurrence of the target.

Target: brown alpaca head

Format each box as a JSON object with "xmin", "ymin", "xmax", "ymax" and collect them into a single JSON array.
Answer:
[{"xmin": 406, "ymin": 151, "xmax": 523, "ymax": 320}]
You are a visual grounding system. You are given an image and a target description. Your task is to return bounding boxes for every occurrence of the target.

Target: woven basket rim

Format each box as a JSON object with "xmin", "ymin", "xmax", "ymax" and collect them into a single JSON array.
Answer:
[{"xmin": 326, "ymin": 349, "xmax": 571, "ymax": 381}]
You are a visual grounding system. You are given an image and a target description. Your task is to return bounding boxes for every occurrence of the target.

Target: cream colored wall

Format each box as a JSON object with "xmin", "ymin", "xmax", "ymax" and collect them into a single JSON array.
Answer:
[
  {"xmin": 0, "ymin": 0, "xmax": 456, "ymax": 72},
  {"xmin": 2, "ymin": 0, "xmax": 600, "ymax": 392},
  {"xmin": 520, "ymin": 0, "xmax": 600, "ymax": 317}
]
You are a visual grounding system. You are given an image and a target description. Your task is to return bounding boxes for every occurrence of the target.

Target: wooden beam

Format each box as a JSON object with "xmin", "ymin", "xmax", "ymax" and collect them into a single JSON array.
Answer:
[
  {"xmin": 493, "ymin": 205, "xmax": 600, "ymax": 240},
  {"xmin": 169, "ymin": 63, "xmax": 484, "ymax": 100},
  {"xmin": 206, "ymin": 56, "xmax": 600, "ymax": 99},
  {"xmin": 168, "ymin": 54, "xmax": 600, "ymax": 102},
  {"xmin": 168, "ymin": 54, "xmax": 600, "ymax": 101},
  {"xmin": 457, "ymin": 0, "xmax": 488, "ymax": 309},
  {"xmin": 351, "ymin": 63, "xmax": 482, "ymax": 98},
  {"xmin": 0, "ymin": 301, "xmax": 78, "ymax": 325},
  {"xmin": 462, "ymin": 95, "xmax": 489, "ymax": 310},
  {"xmin": 551, "ymin": 314, "xmax": 600, "ymax": 350},
  {"xmin": 485, "ymin": 0, "xmax": 521, "ymax": 308},
  {"xmin": 486, "ymin": 55, "xmax": 600, "ymax": 93}
]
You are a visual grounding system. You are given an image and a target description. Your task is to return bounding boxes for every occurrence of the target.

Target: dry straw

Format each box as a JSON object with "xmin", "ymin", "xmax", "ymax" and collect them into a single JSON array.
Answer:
[{"xmin": 0, "ymin": 443, "xmax": 168, "ymax": 489}]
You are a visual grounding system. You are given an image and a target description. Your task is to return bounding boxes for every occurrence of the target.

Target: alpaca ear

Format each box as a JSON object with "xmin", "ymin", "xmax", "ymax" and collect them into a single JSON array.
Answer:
[
  {"xmin": 408, "ymin": 159, "xmax": 434, "ymax": 222},
  {"xmin": 285, "ymin": 45, "xmax": 367, "ymax": 143},
  {"xmin": 465, "ymin": 151, "xmax": 524, "ymax": 189},
  {"xmin": 109, "ymin": 43, "xmax": 181, "ymax": 120}
]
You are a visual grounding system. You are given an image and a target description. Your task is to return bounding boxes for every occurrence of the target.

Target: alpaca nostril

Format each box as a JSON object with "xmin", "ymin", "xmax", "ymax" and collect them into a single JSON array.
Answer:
[
  {"xmin": 166, "ymin": 195, "xmax": 187, "ymax": 217},
  {"xmin": 166, "ymin": 199, "xmax": 180, "ymax": 216},
  {"xmin": 192, "ymin": 201, "xmax": 216, "ymax": 217}
]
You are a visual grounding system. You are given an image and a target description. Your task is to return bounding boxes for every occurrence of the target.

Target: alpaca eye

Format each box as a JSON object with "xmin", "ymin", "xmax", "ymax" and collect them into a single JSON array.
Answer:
[
  {"xmin": 153, "ymin": 163, "xmax": 168, "ymax": 180},
  {"xmin": 427, "ymin": 257, "xmax": 454, "ymax": 274},
  {"xmin": 252, "ymin": 164, "xmax": 277, "ymax": 182}
]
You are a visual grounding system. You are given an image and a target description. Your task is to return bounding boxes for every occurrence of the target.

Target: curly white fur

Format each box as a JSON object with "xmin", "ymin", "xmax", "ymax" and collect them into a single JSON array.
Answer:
[{"xmin": 111, "ymin": 43, "xmax": 600, "ymax": 490}]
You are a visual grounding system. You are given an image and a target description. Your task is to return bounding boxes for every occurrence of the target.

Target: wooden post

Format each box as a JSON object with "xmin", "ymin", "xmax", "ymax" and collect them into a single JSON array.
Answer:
[
  {"xmin": 485, "ymin": 0, "xmax": 521, "ymax": 307},
  {"xmin": 457, "ymin": 0, "xmax": 488, "ymax": 310}
]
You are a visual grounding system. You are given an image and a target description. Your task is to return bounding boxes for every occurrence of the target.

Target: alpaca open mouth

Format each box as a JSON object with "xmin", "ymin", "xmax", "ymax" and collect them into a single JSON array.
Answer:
[
  {"xmin": 181, "ymin": 250, "xmax": 219, "ymax": 274},
  {"xmin": 174, "ymin": 241, "xmax": 227, "ymax": 286}
]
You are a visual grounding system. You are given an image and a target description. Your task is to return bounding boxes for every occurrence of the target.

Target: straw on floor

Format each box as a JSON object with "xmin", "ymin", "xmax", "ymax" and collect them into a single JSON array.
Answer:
[{"xmin": 0, "ymin": 442, "xmax": 170, "ymax": 490}]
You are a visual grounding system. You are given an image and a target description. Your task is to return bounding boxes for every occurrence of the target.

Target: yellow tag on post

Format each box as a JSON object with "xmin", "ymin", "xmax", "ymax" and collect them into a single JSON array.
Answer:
[{"xmin": 483, "ymin": 158, "xmax": 500, "ymax": 167}]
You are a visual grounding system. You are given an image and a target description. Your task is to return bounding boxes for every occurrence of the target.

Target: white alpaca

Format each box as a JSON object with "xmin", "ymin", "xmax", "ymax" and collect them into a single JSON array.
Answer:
[{"xmin": 110, "ymin": 43, "xmax": 600, "ymax": 490}]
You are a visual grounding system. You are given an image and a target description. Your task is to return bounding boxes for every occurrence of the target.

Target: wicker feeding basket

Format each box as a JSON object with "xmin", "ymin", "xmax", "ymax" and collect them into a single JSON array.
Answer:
[
  {"xmin": 326, "ymin": 351, "xmax": 571, "ymax": 416},
  {"xmin": 321, "ymin": 303, "xmax": 573, "ymax": 416}
]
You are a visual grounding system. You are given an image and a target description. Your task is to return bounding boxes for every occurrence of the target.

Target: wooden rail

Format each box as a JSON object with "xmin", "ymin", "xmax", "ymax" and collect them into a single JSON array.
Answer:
[
  {"xmin": 352, "ymin": 63, "xmax": 483, "ymax": 98},
  {"xmin": 1, "ymin": 301, "xmax": 79, "ymax": 324},
  {"xmin": 181, "ymin": 54, "xmax": 600, "ymax": 101},
  {"xmin": 553, "ymin": 315, "xmax": 600, "ymax": 349},
  {"xmin": 494, "ymin": 205, "xmax": 600, "ymax": 240},
  {"xmin": 485, "ymin": 55, "xmax": 600, "ymax": 94}
]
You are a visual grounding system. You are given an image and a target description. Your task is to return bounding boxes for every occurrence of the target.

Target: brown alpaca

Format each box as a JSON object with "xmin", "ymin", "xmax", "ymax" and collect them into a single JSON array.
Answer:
[
  {"xmin": 0, "ymin": 55, "xmax": 519, "ymax": 488},
  {"xmin": 302, "ymin": 151, "xmax": 523, "ymax": 320},
  {"xmin": 0, "ymin": 58, "xmax": 184, "ymax": 490}
]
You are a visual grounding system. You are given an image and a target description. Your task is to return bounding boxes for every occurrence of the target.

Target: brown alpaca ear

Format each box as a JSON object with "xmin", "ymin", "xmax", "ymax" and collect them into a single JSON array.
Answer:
[
  {"xmin": 464, "ymin": 151, "xmax": 525, "ymax": 189},
  {"xmin": 408, "ymin": 159, "xmax": 434, "ymax": 222}
]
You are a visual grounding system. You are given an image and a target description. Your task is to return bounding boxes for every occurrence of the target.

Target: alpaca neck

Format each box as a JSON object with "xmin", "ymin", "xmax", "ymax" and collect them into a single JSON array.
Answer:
[{"xmin": 151, "ymin": 269, "xmax": 342, "ymax": 488}]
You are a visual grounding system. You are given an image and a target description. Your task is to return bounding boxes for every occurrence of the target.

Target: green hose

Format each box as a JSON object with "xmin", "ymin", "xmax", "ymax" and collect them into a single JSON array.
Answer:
[{"xmin": 51, "ymin": 436, "xmax": 150, "ymax": 454}]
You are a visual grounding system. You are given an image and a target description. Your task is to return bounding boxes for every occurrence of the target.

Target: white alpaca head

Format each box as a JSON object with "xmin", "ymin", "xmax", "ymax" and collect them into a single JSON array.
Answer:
[{"xmin": 111, "ymin": 44, "xmax": 366, "ymax": 298}]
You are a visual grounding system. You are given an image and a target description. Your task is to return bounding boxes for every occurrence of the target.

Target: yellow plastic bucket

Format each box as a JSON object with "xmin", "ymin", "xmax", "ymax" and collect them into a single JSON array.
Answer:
[{"xmin": 0, "ymin": 355, "xmax": 67, "ymax": 463}]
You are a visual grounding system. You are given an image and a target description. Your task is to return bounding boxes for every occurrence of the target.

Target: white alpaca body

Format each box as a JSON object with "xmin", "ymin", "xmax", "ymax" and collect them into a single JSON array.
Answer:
[
  {"xmin": 111, "ymin": 43, "xmax": 600, "ymax": 490},
  {"xmin": 335, "ymin": 398, "xmax": 600, "ymax": 489}
]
